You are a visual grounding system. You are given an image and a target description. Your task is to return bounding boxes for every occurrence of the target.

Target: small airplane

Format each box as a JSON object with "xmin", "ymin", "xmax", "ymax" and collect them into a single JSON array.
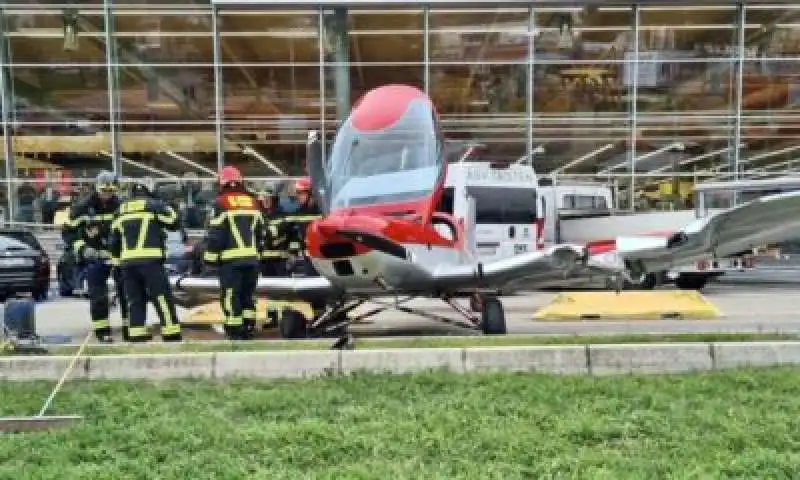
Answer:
[
  {"xmin": 170, "ymin": 84, "xmax": 594, "ymax": 338},
  {"xmin": 170, "ymin": 84, "xmax": 800, "ymax": 340}
]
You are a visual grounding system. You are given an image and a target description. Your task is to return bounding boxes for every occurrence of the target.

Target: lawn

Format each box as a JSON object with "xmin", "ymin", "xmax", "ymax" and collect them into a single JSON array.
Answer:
[
  {"xmin": 9, "ymin": 331, "xmax": 800, "ymax": 357},
  {"xmin": 2, "ymin": 368, "xmax": 800, "ymax": 478}
]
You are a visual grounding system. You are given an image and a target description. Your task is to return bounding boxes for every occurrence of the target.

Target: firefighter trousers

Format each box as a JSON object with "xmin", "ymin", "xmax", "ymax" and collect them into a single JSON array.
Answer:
[
  {"xmin": 121, "ymin": 262, "xmax": 181, "ymax": 341},
  {"xmin": 219, "ymin": 262, "xmax": 259, "ymax": 337},
  {"xmin": 86, "ymin": 260, "xmax": 128, "ymax": 339}
]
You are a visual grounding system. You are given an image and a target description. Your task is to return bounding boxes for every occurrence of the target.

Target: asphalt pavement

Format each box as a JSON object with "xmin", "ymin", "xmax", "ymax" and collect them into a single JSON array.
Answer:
[{"xmin": 14, "ymin": 280, "xmax": 800, "ymax": 344}]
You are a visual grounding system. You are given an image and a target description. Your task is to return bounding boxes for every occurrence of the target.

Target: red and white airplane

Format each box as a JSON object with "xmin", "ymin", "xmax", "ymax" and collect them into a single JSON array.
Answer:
[
  {"xmin": 171, "ymin": 84, "xmax": 800, "ymax": 339},
  {"xmin": 172, "ymin": 84, "xmax": 593, "ymax": 337}
]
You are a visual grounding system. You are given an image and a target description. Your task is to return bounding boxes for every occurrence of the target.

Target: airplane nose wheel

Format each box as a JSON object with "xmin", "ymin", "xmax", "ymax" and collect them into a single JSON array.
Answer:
[
  {"xmin": 479, "ymin": 297, "xmax": 506, "ymax": 335},
  {"xmin": 279, "ymin": 309, "xmax": 308, "ymax": 339}
]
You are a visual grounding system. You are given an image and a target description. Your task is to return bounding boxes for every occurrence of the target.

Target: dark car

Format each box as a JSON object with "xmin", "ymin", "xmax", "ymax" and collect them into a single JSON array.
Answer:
[{"xmin": 0, "ymin": 229, "xmax": 50, "ymax": 302}]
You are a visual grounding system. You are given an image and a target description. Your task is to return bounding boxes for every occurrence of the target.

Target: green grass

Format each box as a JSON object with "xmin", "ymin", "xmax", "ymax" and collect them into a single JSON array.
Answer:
[
  {"xmin": 3, "ymin": 368, "xmax": 800, "ymax": 477},
  {"xmin": 8, "ymin": 331, "xmax": 800, "ymax": 357}
]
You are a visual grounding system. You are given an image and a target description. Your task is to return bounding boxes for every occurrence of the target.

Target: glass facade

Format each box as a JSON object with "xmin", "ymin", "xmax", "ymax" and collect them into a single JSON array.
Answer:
[{"xmin": 1, "ymin": 2, "xmax": 798, "ymax": 223}]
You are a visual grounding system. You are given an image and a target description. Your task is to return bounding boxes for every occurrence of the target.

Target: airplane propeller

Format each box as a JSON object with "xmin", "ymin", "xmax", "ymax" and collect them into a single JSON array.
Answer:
[{"xmin": 335, "ymin": 229, "xmax": 409, "ymax": 260}]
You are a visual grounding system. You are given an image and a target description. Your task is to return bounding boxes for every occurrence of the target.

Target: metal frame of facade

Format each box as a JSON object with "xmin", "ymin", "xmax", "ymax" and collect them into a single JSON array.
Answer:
[{"xmin": 0, "ymin": 1, "xmax": 788, "ymax": 217}]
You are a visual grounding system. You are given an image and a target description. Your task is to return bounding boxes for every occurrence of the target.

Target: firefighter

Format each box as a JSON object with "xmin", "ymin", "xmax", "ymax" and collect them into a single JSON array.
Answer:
[
  {"xmin": 282, "ymin": 177, "xmax": 322, "ymax": 277},
  {"xmin": 109, "ymin": 180, "xmax": 183, "ymax": 342},
  {"xmin": 61, "ymin": 171, "xmax": 128, "ymax": 343},
  {"xmin": 203, "ymin": 166, "xmax": 265, "ymax": 340},
  {"xmin": 257, "ymin": 186, "xmax": 287, "ymax": 278}
]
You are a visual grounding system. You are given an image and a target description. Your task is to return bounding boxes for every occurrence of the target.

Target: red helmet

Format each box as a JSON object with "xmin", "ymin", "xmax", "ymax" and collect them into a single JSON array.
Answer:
[
  {"xmin": 294, "ymin": 177, "xmax": 311, "ymax": 192},
  {"xmin": 219, "ymin": 166, "xmax": 242, "ymax": 186}
]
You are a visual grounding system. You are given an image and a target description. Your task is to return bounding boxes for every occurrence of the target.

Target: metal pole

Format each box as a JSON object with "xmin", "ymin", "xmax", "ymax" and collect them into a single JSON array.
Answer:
[
  {"xmin": 630, "ymin": 5, "xmax": 639, "ymax": 212},
  {"xmin": 334, "ymin": 8, "xmax": 350, "ymax": 124},
  {"xmin": 0, "ymin": 9, "xmax": 14, "ymax": 222},
  {"xmin": 733, "ymin": 2, "xmax": 745, "ymax": 206},
  {"xmin": 212, "ymin": 5, "xmax": 224, "ymax": 169},
  {"xmin": 103, "ymin": 0, "xmax": 119, "ymax": 175},
  {"xmin": 319, "ymin": 7, "xmax": 326, "ymax": 167},
  {"xmin": 527, "ymin": 7, "xmax": 534, "ymax": 167},
  {"xmin": 423, "ymin": 6, "xmax": 430, "ymax": 95}
]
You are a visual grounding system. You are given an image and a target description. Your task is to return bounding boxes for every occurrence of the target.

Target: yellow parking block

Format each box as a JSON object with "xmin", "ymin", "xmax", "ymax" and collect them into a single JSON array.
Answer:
[
  {"xmin": 185, "ymin": 299, "xmax": 314, "ymax": 326},
  {"xmin": 532, "ymin": 290, "xmax": 721, "ymax": 321}
]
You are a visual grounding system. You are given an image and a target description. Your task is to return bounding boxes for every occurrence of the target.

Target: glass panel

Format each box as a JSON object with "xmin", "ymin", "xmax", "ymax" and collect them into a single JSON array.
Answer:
[
  {"xmin": 535, "ymin": 63, "xmax": 628, "ymax": 114},
  {"xmin": 431, "ymin": 64, "xmax": 526, "ymax": 164},
  {"xmin": 533, "ymin": 59, "xmax": 627, "ymax": 175},
  {"xmin": 115, "ymin": 122, "xmax": 217, "ymax": 180},
  {"xmin": 321, "ymin": 9, "xmax": 423, "ymax": 63},
  {"xmin": 429, "ymin": 8, "xmax": 528, "ymax": 63},
  {"xmin": 741, "ymin": 60, "xmax": 800, "ymax": 177},
  {"xmin": 218, "ymin": 11, "xmax": 319, "ymax": 64},
  {"xmin": 10, "ymin": 66, "xmax": 108, "ymax": 122},
  {"xmin": 639, "ymin": 5, "xmax": 739, "ymax": 59},
  {"xmin": 11, "ymin": 123, "xmax": 114, "ymax": 201},
  {"xmin": 112, "ymin": 9, "xmax": 213, "ymax": 64},
  {"xmin": 222, "ymin": 65, "xmax": 320, "ymax": 119},
  {"xmin": 323, "ymin": 65, "xmax": 424, "ymax": 126},
  {"xmin": 534, "ymin": 7, "xmax": 633, "ymax": 62},
  {"xmin": 631, "ymin": 174, "xmax": 701, "ymax": 212},
  {"xmin": 533, "ymin": 118, "xmax": 627, "ymax": 175},
  {"xmin": 115, "ymin": 65, "xmax": 214, "ymax": 121},
  {"xmin": 223, "ymin": 124, "xmax": 322, "ymax": 178},
  {"xmin": 744, "ymin": 5, "xmax": 800, "ymax": 59},
  {"xmin": 4, "ymin": 7, "xmax": 106, "ymax": 64},
  {"xmin": 635, "ymin": 61, "xmax": 736, "ymax": 178}
]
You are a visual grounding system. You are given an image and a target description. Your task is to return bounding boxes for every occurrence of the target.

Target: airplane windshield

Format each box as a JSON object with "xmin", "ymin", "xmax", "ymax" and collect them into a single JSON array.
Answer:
[{"xmin": 327, "ymin": 99, "xmax": 443, "ymax": 210}]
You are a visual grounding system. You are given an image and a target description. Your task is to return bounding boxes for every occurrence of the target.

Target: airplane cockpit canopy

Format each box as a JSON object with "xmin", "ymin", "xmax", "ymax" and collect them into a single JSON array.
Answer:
[{"xmin": 327, "ymin": 98, "xmax": 444, "ymax": 210}]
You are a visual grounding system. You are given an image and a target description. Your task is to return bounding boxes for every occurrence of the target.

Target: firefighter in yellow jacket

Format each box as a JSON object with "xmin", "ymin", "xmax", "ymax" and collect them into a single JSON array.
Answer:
[
  {"xmin": 61, "ymin": 171, "xmax": 127, "ymax": 343},
  {"xmin": 203, "ymin": 166, "xmax": 265, "ymax": 340},
  {"xmin": 109, "ymin": 180, "xmax": 183, "ymax": 342}
]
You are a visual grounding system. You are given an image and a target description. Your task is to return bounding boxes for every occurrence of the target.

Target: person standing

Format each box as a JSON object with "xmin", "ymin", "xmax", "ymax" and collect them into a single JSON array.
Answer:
[
  {"xmin": 109, "ymin": 180, "xmax": 183, "ymax": 342},
  {"xmin": 203, "ymin": 166, "xmax": 265, "ymax": 340},
  {"xmin": 281, "ymin": 177, "xmax": 322, "ymax": 277},
  {"xmin": 61, "ymin": 171, "xmax": 127, "ymax": 343}
]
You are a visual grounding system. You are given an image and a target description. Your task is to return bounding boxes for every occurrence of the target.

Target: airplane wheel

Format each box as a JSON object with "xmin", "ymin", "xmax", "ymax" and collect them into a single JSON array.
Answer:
[
  {"xmin": 676, "ymin": 275, "xmax": 707, "ymax": 290},
  {"xmin": 279, "ymin": 309, "xmax": 308, "ymax": 339},
  {"xmin": 480, "ymin": 297, "xmax": 506, "ymax": 335}
]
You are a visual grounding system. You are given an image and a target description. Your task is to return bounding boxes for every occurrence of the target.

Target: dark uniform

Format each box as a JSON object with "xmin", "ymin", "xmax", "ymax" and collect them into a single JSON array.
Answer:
[
  {"xmin": 282, "ymin": 203, "xmax": 323, "ymax": 277},
  {"xmin": 203, "ymin": 175, "xmax": 265, "ymax": 340},
  {"xmin": 109, "ymin": 183, "xmax": 182, "ymax": 342},
  {"xmin": 258, "ymin": 189, "xmax": 288, "ymax": 278},
  {"xmin": 61, "ymin": 172, "xmax": 128, "ymax": 342},
  {"xmin": 277, "ymin": 178, "xmax": 323, "ymax": 277}
]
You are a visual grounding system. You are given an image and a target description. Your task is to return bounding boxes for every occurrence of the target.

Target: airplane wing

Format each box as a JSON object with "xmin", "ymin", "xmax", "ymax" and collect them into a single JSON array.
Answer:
[
  {"xmin": 169, "ymin": 274, "xmax": 340, "ymax": 303},
  {"xmin": 601, "ymin": 190, "xmax": 800, "ymax": 277},
  {"xmin": 429, "ymin": 244, "xmax": 591, "ymax": 292}
]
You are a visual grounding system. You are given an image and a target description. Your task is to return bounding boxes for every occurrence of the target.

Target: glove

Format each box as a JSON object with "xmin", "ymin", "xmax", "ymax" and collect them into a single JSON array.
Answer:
[
  {"xmin": 82, "ymin": 246, "xmax": 111, "ymax": 261},
  {"xmin": 82, "ymin": 246, "xmax": 99, "ymax": 261}
]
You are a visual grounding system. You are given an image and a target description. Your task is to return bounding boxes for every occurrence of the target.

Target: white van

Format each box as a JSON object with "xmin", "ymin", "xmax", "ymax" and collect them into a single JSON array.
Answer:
[{"xmin": 441, "ymin": 162, "xmax": 541, "ymax": 263}]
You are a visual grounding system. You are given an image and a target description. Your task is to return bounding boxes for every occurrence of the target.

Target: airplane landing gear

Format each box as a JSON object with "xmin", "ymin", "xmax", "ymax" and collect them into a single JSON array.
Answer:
[
  {"xmin": 480, "ymin": 297, "xmax": 507, "ymax": 335},
  {"xmin": 276, "ymin": 293, "xmax": 509, "ymax": 346}
]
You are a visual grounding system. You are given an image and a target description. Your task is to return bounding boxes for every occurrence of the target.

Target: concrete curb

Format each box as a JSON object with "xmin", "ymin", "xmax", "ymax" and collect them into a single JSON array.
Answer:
[{"xmin": 3, "ymin": 341, "xmax": 800, "ymax": 381}]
